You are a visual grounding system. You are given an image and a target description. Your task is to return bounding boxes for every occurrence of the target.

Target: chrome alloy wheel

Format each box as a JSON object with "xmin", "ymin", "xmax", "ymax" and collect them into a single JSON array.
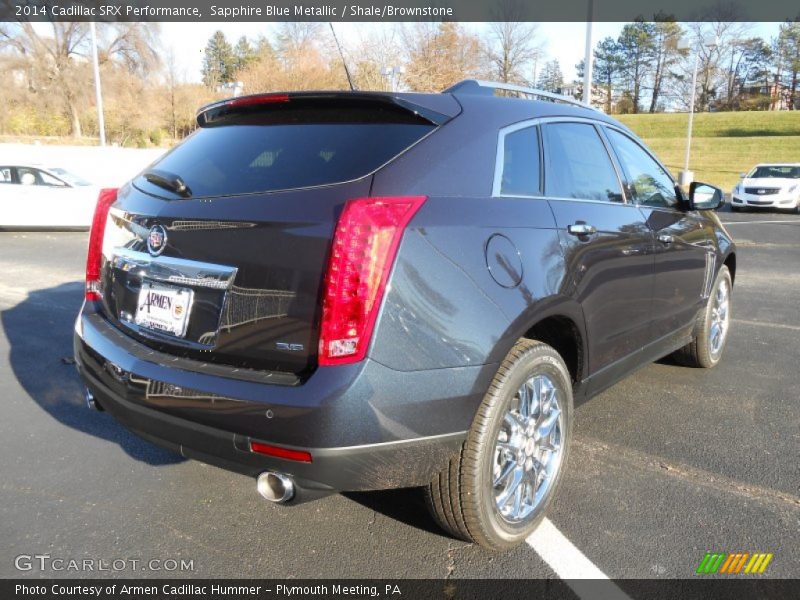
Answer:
[
  {"xmin": 709, "ymin": 278, "xmax": 730, "ymax": 357},
  {"xmin": 492, "ymin": 374, "xmax": 564, "ymax": 523}
]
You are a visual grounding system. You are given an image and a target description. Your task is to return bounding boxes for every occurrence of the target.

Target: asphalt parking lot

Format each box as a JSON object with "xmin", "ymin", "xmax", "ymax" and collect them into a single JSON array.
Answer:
[{"xmin": 0, "ymin": 208, "xmax": 798, "ymax": 582}]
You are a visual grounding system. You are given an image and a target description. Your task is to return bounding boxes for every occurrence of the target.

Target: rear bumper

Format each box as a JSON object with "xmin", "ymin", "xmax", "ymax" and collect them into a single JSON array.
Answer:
[{"xmin": 74, "ymin": 306, "xmax": 494, "ymax": 499}]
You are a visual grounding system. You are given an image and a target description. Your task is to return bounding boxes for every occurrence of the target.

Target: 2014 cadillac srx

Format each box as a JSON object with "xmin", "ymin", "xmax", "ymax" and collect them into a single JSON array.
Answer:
[{"xmin": 74, "ymin": 80, "xmax": 735, "ymax": 550}]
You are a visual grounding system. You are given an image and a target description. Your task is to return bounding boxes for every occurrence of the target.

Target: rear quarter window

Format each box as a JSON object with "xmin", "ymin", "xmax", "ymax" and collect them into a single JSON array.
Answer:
[
  {"xmin": 497, "ymin": 126, "xmax": 541, "ymax": 197},
  {"xmin": 136, "ymin": 102, "xmax": 436, "ymax": 199}
]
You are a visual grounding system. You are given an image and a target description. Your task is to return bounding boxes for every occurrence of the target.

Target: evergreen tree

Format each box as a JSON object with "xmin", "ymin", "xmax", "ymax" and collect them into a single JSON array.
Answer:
[
  {"xmin": 201, "ymin": 30, "xmax": 235, "ymax": 88},
  {"xmin": 649, "ymin": 18, "xmax": 683, "ymax": 113},
  {"xmin": 536, "ymin": 59, "xmax": 563, "ymax": 93},
  {"xmin": 617, "ymin": 21, "xmax": 656, "ymax": 113},
  {"xmin": 593, "ymin": 37, "xmax": 624, "ymax": 112},
  {"xmin": 775, "ymin": 22, "xmax": 800, "ymax": 109},
  {"xmin": 233, "ymin": 36, "xmax": 258, "ymax": 74}
]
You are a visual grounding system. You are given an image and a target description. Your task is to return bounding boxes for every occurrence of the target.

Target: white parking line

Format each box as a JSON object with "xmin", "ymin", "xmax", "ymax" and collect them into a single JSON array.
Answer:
[
  {"xmin": 721, "ymin": 220, "xmax": 799, "ymax": 225},
  {"xmin": 733, "ymin": 318, "xmax": 800, "ymax": 332},
  {"xmin": 527, "ymin": 518, "xmax": 631, "ymax": 599}
]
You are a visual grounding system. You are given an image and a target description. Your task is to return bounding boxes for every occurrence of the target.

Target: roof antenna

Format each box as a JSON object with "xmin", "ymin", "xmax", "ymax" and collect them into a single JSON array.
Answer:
[{"xmin": 329, "ymin": 22, "xmax": 356, "ymax": 91}]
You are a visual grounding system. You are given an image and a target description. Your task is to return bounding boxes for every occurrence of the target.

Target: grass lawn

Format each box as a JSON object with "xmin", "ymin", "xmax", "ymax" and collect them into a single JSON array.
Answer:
[
  {"xmin": 617, "ymin": 111, "xmax": 800, "ymax": 138},
  {"xmin": 642, "ymin": 136, "xmax": 800, "ymax": 190},
  {"xmin": 616, "ymin": 112, "xmax": 800, "ymax": 190}
]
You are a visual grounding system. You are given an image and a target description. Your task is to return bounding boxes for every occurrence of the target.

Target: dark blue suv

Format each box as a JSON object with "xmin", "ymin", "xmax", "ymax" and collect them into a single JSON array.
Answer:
[{"xmin": 74, "ymin": 79, "xmax": 735, "ymax": 550}]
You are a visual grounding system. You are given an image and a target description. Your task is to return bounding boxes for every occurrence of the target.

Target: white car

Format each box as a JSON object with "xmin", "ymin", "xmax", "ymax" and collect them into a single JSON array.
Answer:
[
  {"xmin": 731, "ymin": 163, "xmax": 800, "ymax": 214},
  {"xmin": 0, "ymin": 164, "xmax": 98, "ymax": 229}
]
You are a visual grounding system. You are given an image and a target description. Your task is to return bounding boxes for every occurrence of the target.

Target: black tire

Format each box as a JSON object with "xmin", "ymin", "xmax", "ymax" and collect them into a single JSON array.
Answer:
[
  {"xmin": 425, "ymin": 339, "xmax": 573, "ymax": 551},
  {"xmin": 672, "ymin": 266, "xmax": 732, "ymax": 368}
]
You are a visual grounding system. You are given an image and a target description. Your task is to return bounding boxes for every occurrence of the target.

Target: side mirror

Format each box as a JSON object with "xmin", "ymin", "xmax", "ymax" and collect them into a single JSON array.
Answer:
[
  {"xmin": 689, "ymin": 182, "xmax": 723, "ymax": 211},
  {"xmin": 739, "ymin": 173, "xmax": 746, "ymax": 179}
]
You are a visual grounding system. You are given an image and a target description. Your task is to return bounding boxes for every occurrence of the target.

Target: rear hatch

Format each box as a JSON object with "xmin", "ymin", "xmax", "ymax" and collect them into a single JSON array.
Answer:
[{"xmin": 97, "ymin": 92, "xmax": 458, "ymax": 377}]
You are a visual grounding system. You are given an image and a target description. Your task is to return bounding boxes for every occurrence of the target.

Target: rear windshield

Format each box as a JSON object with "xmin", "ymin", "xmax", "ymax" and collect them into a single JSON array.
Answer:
[{"xmin": 136, "ymin": 103, "xmax": 435, "ymax": 198}]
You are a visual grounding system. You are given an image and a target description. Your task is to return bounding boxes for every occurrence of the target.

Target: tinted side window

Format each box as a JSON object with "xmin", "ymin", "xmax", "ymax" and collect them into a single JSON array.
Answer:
[
  {"xmin": 543, "ymin": 122, "xmax": 623, "ymax": 203},
  {"xmin": 499, "ymin": 126, "xmax": 540, "ymax": 196},
  {"xmin": 606, "ymin": 129, "xmax": 678, "ymax": 209}
]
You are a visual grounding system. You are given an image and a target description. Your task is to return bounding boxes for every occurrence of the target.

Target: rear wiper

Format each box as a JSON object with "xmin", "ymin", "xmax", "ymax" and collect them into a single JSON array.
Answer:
[{"xmin": 143, "ymin": 169, "xmax": 192, "ymax": 198}]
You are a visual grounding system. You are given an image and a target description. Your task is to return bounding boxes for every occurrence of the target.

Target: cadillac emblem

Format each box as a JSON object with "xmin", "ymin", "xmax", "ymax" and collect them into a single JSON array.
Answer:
[{"xmin": 147, "ymin": 224, "xmax": 168, "ymax": 256}]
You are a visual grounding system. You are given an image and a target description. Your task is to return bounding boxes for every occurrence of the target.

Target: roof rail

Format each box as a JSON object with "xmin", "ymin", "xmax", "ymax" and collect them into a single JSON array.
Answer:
[{"xmin": 443, "ymin": 79, "xmax": 603, "ymax": 113}]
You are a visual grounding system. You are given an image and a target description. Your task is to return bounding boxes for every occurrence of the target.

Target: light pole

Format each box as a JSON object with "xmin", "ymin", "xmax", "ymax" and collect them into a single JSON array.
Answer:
[
  {"xmin": 678, "ymin": 36, "xmax": 717, "ymax": 187},
  {"xmin": 89, "ymin": 22, "xmax": 106, "ymax": 146},
  {"xmin": 381, "ymin": 66, "xmax": 405, "ymax": 93},
  {"xmin": 582, "ymin": 0, "xmax": 594, "ymax": 107}
]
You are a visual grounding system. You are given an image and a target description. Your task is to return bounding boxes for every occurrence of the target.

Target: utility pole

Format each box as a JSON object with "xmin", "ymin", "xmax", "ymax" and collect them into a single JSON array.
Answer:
[{"xmin": 89, "ymin": 22, "xmax": 106, "ymax": 146}]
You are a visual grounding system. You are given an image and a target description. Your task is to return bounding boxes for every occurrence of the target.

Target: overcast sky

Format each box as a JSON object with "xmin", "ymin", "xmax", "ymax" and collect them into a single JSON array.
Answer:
[{"xmin": 160, "ymin": 21, "xmax": 780, "ymax": 86}]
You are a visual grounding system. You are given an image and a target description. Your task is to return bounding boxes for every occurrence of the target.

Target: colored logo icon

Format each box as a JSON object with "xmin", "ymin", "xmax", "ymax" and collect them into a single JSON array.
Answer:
[{"xmin": 696, "ymin": 552, "xmax": 773, "ymax": 575}]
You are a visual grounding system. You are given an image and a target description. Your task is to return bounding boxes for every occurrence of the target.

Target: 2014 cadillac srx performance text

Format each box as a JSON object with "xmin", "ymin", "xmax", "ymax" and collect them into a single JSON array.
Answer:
[{"xmin": 74, "ymin": 80, "xmax": 735, "ymax": 550}]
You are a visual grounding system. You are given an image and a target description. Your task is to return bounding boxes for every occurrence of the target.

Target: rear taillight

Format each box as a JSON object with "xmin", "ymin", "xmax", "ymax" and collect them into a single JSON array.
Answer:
[
  {"xmin": 85, "ymin": 188, "xmax": 118, "ymax": 302},
  {"xmin": 318, "ymin": 196, "xmax": 426, "ymax": 366}
]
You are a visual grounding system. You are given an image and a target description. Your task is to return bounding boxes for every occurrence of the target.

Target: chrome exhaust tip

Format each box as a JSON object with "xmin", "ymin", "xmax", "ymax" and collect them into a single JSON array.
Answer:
[
  {"xmin": 85, "ymin": 388, "xmax": 103, "ymax": 411},
  {"xmin": 256, "ymin": 471, "xmax": 295, "ymax": 504}
]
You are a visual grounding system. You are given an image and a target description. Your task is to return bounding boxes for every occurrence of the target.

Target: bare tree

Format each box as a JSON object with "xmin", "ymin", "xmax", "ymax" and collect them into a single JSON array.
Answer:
[
  {"xmin": 351, "ymin": 25, "xmax": 403, "ymax": 91},
  {"xmin": 680, "ymin": 20, "xmax": 750, "ymax": 111},
  {"xmin": 275, "ymin": 22, "xmax": 324, "ymax": 58},
  {"xmin": 163, "ymin": 47, "xmax": 180, "ymax": 140},
  {"xmin": 484, "ymin": 21, "xmax": 543, "ymax": 85},
  {"xmin": 401, "ymin": 23, "xmax": 483, "ymax": 92},
  {"xmin": 0, "ymin": 22, "xmax": 158, "ymax": 137}
]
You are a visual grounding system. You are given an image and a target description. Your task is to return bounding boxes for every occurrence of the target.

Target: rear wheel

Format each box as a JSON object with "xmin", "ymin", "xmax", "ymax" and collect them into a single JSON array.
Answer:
[
  {"xmin": 425, "ymin": 340, "xmax": 573, "ymax": 550},
  {"xmin": 672, "ymin": 266, "xmax": 732, "ymax": 368}
]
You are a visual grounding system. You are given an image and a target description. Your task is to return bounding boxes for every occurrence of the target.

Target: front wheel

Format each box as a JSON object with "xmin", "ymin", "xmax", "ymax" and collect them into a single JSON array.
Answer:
[
  {"xmin": 425, "ymin": 340, "xmax": 573, "ymax": 551},
  {"xmin": 672, "ymin": 265, "xmax": 732, "ymax": 368}
]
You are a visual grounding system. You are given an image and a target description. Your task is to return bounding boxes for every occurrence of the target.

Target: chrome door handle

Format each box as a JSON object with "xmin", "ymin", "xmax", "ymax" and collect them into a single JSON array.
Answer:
[
  {"xmin": 567, "ymin": 223, "xmax": 597, "ymax": 236},
  {"xmin": 658, "ymin": 234, "xmax": 674, "ymax": 245}
]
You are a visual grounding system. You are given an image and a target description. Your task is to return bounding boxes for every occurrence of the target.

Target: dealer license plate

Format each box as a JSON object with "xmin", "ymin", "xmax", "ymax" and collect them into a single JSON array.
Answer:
[{"xmin": 134, "ymin": 282, "xmax": 193, "ymax": 337}]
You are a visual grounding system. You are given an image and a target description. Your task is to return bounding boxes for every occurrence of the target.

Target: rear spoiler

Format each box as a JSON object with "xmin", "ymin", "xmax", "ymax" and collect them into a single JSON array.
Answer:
[{"xmin": 196, "ymin": 91, "xmax": 461, "ymax": 128}]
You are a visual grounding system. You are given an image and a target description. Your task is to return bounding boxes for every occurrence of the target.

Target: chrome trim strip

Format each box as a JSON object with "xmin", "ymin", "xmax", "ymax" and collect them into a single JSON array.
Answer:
[
  {"xmin": 111, "ymin": 247, "xmax": 238, "ymax": 290},
  {"xmin": 492, "ymin": 116, "xmax": 630, "ymax": 206},
  {"xmin": 308, "ymin": 431, "xmax": 468, "ymax": 455},
  {"xmin": 492, "ymin": 120, "xmax": 545, "ymax": 198}
]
